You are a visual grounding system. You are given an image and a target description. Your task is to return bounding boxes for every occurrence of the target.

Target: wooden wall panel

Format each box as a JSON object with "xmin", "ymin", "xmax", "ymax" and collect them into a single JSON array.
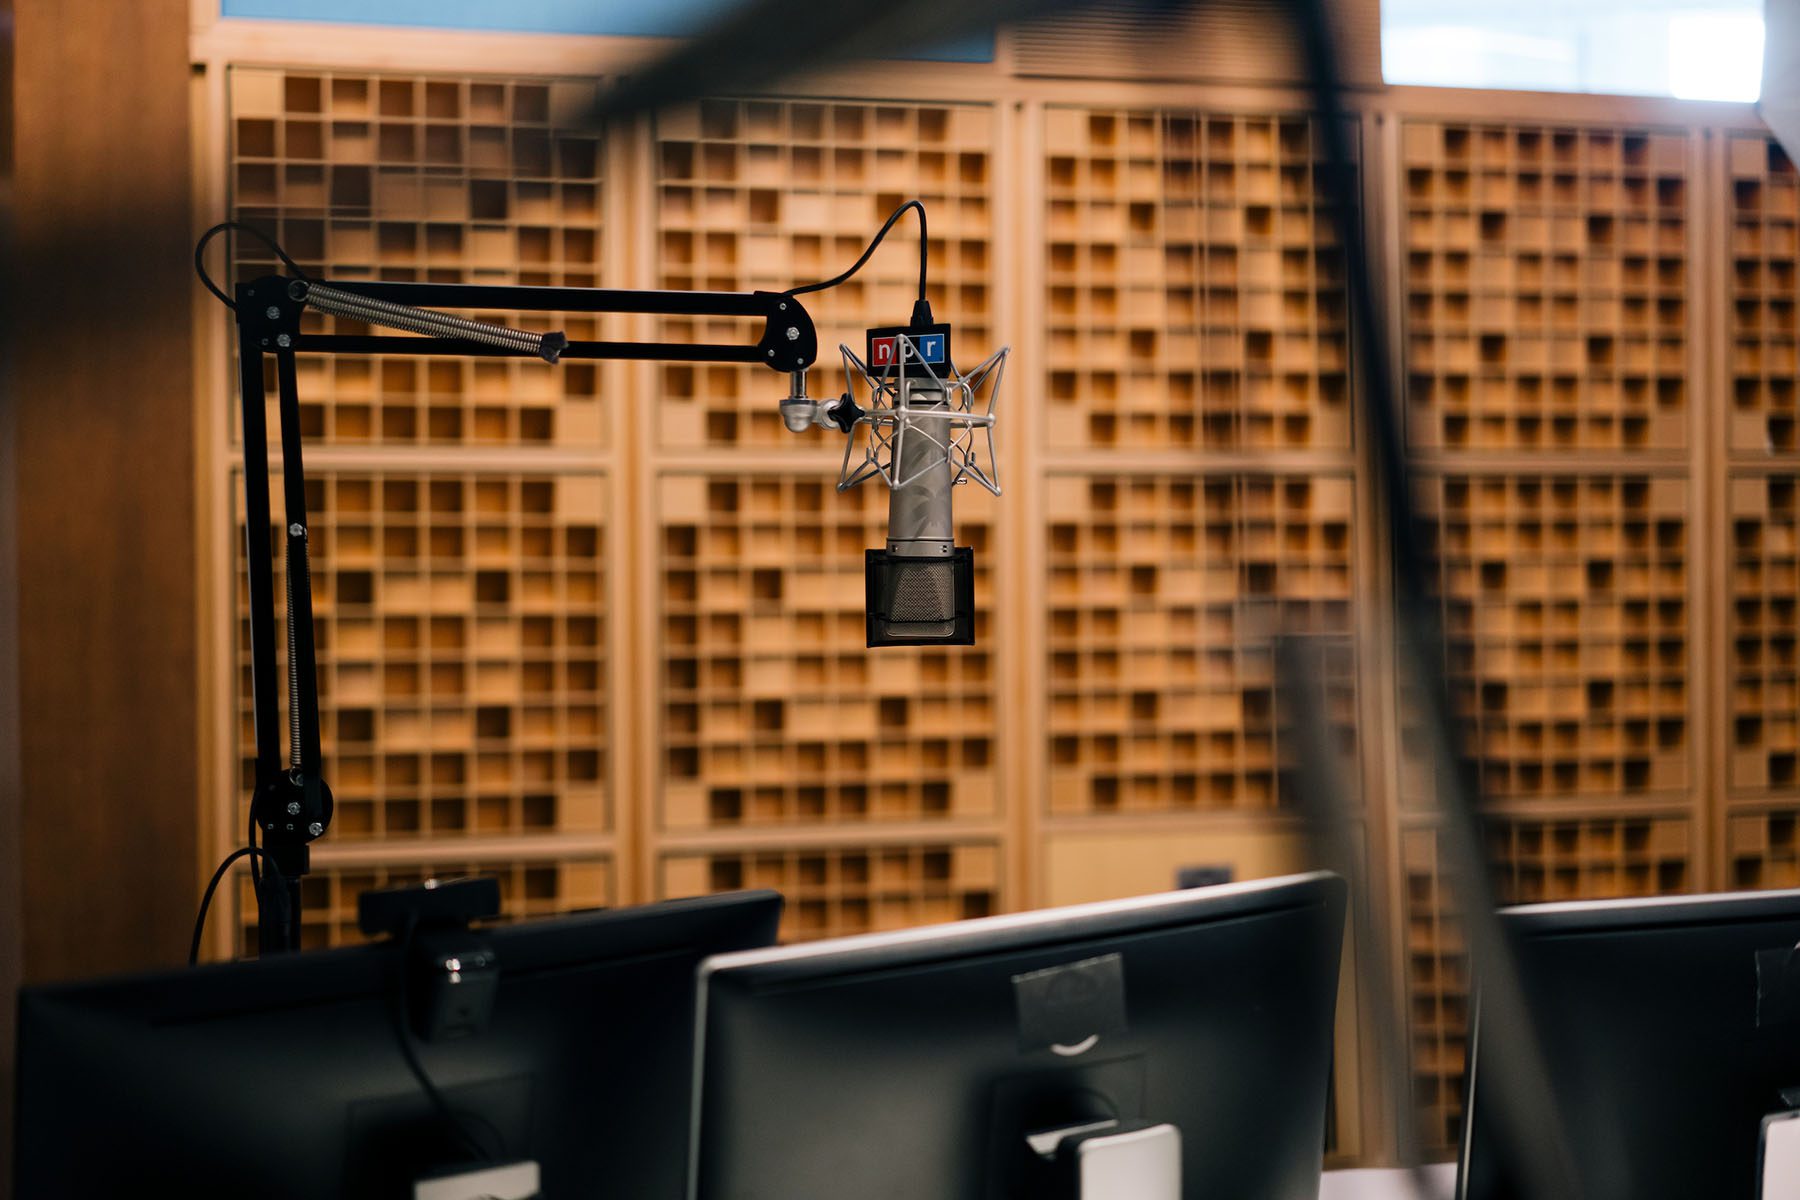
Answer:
[
  {"xmin": 651, "ymin": 470, "xmax": 999, "ymax": 834},
  {"xmin": 1043, "ymin": 470, "xmax": 1358, "ymax": 813},
  {"xmin": 651, "ymin": 98, "xmax": 996, "ymax": 449},
  {"xmin": 231, "ymin": 470, "xmax": 615, "ymax": 846},
  {"xmin": 1409, "ymin": 471, "xmax": 1693, "ymax": 807},
  {"xmin": 228, "ymin": 69, "xmax": 610, "ymax": 448},
  {"xmin": 1033, "ymin": 101, "xmax": 1367, "ymax": 1162},
  {"xmin": 1725, "ymin": 131, "xmax": 1800, "ymax": 455},
  {"xmin": 1038, "ymin": 105, "xmax": 1361, "ymax": 818},
  {"xmin": 1393, "ymin": 112, "xmax": 1705, "ymax": 1156},
  {"xmin": 225, "ymin": 468, "xmax": 617, "ymax": 951},
  {"xmin": 1401, "ymin": 120, "xmax": 1691, "ymax": 452},
  {"xmin": 219, "ymin": 66, "xmax": 624, "ymax": 949},
  {"xmin": 231, "ymin": 851, "xmax": 614, "ymax": 953},
  {"xmin": 1721, "ymin": 128, "xmax": 1800, "ymax": 935},
  {"xmin": 12, "ymin": 0, "xmax": 196, "ymax": 981},
  {"xmin": 659, "ymin": 840, "xmax": 1001, "ymax": 939},
  {"xmin": 1044, "ymin": 107, "xmax": 1353, "ymax": 451},
  {"xmin": 640, "ymin": 94, "xmax": 1009, "ymax": 946}
]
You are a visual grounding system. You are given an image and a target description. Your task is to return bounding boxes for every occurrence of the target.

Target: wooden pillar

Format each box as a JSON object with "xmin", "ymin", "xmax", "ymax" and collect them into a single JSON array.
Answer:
[
  {"xmin": 10, "ymin": 0, "xmax": 197, "ymax": 984},
  {"xmin": 1, "ymin": 0, "xmax": 21, "ymax": 1186}
]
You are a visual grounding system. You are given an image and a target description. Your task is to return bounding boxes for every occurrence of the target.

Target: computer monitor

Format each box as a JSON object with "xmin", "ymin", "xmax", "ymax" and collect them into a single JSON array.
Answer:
[
  {"xmin": 689, "ymin": 870, "xmax": 1346, "ymax": 1200},
  {"xmin": 1459, "ymin": 887, "xmax": 1800, "ymax": 1200},
  {"xmin": 16, "ymin": 889, "xmax": 782, "ymax": 1199}
]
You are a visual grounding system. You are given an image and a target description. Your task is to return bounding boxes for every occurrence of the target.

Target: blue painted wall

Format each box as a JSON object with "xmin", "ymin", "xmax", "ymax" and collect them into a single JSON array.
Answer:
[{"xmin": 220, "ymin": 0, "xmax": 995, "ymax": 62}]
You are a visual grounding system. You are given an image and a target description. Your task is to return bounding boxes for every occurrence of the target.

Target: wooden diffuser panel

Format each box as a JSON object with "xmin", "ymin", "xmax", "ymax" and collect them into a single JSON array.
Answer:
[
  {"xmin": 1728, "ymin": 132, "xmax": 1800, "ymax": 454},
  {"xmin": 1405, "ymin": 473, "xmax": 1691, "ymax": 806},
  {"xmin": 228, "ymin": 67, "xmax": 609, "ymax": 447},
  {"xmin": 1401, "ymin": 825, "xmax": 1468, "ymax": 1153},
  {"xmin": 658, "ymin": 841, "xmax": 1002, "ymax": 942},
  {"xmin": 1044, "ymin": 107, "xmax": 1352, "ymax": 451},
  {"xmin": 652, "ymin": 98, "xmax": 996, "ymax": 449},
  {"xmin": 1729, "ymin": 474, "xmax": 1800, "ymax": 790},
  {"xmin": 1726, "ymin": 807, "xmax": 1800, "ymax": 888},
  {"xmin": 233, "ymin": 854, "xmax": 613, "ymax": 953},
  {"xmin": 1045, "ymin": 471, "xmax": 1356, "ymax": 814},
  {"xmin": 1487, "ymin": 812, "xmax": 1693, "ymax": 902},
  {"xmin": 1402, "ymin": 120, "xmax": 1690, "ymax": 451},
  {"xmin": 233, "ymin": 470, "xmax": 611, "ymax": 842},
  {"xmin": 1402, "ymin": 813, "xmax": 1692, "ymax": 1151},
  {"xmin": 655, "ymin": 472, "xmax": 998, "ymax": 830}
]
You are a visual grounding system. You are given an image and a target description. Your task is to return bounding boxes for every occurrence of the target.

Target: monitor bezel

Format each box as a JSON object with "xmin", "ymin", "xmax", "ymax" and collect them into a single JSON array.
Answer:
[
  {"xmin": 688, "ymin": 870, "xmax": 1347, "ymax": 1200},
  {"xmin": 1456, "ymin": 885, "xmax": 1800, "ymax": 1200}
]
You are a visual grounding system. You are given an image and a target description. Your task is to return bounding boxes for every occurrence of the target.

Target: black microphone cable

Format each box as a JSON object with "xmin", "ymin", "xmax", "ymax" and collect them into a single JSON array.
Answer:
[
  {"xmin": 188, "ymin": 845, "xmax": 265, "ymax": 966},
  {"xmin": 194, "ymin": 220, "xmax": 311, "ymax": 310},
  {"xmin": 787, "ymin": 198, "xmax": 931, "ymax": 323},
  {"xmin": 389, "ymin": 911, "xmax": 509, "ymax": 1166}
]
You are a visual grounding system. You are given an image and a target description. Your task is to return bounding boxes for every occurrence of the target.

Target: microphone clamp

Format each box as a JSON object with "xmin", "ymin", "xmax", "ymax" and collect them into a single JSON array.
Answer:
[
  {"xmin": 779, "ymin": 370, "xmax": 863, "ymax": 434},
  {"xmin": 834, "ymin": 324, "xmax": 1007, "ymax": 498}
]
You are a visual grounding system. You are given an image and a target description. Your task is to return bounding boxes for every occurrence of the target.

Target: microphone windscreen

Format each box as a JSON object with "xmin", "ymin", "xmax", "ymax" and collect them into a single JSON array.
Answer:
[
  {"xmin": 886, "ymin": 558, "xmax": 956, "ymax": 624},
  {"xmin": 865, "ymin": 548, "xmax": 976, "ymax": 647}
]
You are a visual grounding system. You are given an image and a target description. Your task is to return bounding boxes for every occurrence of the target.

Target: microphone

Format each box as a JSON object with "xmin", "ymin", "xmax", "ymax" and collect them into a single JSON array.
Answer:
[
  {"xmin": 789, "ymin": 317, "xmax": 1005, "ymax": 648},
  {"xmin": 870, "ymin": 368, "xmax": 970, "ymax": 644}
]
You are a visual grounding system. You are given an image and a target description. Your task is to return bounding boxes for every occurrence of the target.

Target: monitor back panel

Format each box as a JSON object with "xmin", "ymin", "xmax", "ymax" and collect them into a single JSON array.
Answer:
[
  {"xmin": 694, "ymin": 877, "xmax": 1344, "ymax": 1200},
  {"xmin": 1463, "ymin": 891, "xmax": 1800, "ymax": 1200},
  {"xmin": 16, "ymin": 892, "xmax": 780, "ymax": 1199}
]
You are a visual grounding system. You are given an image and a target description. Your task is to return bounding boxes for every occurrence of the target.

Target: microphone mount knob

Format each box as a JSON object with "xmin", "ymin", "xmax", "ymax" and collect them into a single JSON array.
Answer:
[
  {"xmin": 779, "ymin": 371, "xmax": 863, "ymax": 435},
  {"xmin": 826, "ymin": 394, "xmax": 863, "ymax": 433}
]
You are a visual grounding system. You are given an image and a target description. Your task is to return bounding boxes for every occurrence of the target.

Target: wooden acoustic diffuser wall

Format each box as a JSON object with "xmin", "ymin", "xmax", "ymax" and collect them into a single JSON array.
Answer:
[
  {"xmin": 1727, "ymin": 131, "xmax": 1800, "ymax": 895},
  {"xmin": 1398, "ymin": 117, "xmax": 1700, "ymax": 1151},
  {"xmin": 646, "ymin": 98, "xmax": 1005, "ymax": 934},
  {"xmin": 204, "ymin": 32, "xmax": 1796, "ymax": 1167},
  {"xmin": 1039, "ymin": 106, "xmax": 1358, "ymax": 828},
  {"xmin": 1037, "ymin": 104, "xmax": 1365, "ymax": 1161},
  {"xmin": 227, "ymin": 69, "xmax": 618, "ymax": 948},
  {"xmin": 223, "ymin": 72, "xmax": 1007, "ymax": 948}
]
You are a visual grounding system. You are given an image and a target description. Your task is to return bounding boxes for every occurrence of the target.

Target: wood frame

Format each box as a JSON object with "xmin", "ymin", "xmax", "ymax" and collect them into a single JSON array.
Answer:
[
  {"xmin": 12, "ymin": 0, "xmax": 198, "ymax": 984},
  {"xmin": 0, "ymin": 0, "xmax": 20, "ymax": 1183}
]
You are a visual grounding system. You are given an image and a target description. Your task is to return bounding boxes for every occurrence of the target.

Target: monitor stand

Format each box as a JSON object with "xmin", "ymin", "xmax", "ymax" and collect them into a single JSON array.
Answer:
[
  {"xmin": 413, "ymin": 1159, "xmax": 541, "ymax": 1200},
  {"xmin": 1029, "ymin": 1118, "xmax": 1181, "ymax": 1200}
]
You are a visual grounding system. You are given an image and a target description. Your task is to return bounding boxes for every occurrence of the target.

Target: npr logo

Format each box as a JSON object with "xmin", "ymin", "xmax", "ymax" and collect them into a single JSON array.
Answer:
[{"xmin": 870, "ymin": 333, "xmax": 946, "ymax": 368}]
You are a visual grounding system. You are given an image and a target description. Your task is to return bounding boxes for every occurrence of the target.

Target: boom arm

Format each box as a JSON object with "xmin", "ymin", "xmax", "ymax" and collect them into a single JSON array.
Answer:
[{"xmin": 234, "ymin": 274, "xmax": 821, "ymax": 953}]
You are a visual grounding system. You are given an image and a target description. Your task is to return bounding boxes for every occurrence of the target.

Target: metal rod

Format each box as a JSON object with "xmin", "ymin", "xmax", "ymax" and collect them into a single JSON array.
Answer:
[
  {"xmin": 273, "ymin": 348, "xmax": 322, "ymax": 785},
  {"xmin": 234, "ymin": 306, "xmax": 281, "ymax": 801},
  {"xmin": 295, "ymin": 334, "xmax": 770, "ymax": 365},
  {"xmin": 299, "ymin": 282, "xmax": 564, "ymax": 363},
  {"xmin": 314, "ymin": 280, "xmax": 783, "ymax": 317}
]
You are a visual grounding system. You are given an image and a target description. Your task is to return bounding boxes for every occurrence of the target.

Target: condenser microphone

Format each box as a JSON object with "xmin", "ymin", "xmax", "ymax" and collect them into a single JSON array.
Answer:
[
  {"xmin": 820, "ymin": 319, "xmax": 1006, "ymax": 648},
  {"xmin": 866, "ymin": 372, "xmax": 976, "ymax": 645}
]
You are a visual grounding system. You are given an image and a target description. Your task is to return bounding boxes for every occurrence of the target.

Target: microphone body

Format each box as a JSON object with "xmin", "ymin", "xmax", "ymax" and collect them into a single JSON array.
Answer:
[
  {"xmin": 878, "ymin": 381, "xmax": 959, "ymax": 642},
  {"xmin": 819, "ymin": 320, "xmax": 1004, "ymax": 647}
]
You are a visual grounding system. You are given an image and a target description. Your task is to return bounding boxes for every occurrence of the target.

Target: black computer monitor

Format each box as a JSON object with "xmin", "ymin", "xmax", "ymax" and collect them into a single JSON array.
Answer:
[
  {"xmin": 1459, "ymin": 887, "xmax": 1800, "ymax": 1200},
  {"xmin": 689, "ymin": 871, "xmax": 1346, "ymax": 1200},
  {"xmin": 15, "ymin": 889, "xmax": 782, "ymax": 1199}
]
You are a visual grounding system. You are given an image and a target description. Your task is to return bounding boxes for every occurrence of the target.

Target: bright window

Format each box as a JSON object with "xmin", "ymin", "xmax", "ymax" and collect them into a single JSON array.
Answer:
[{"xmin": 1382, "ymin": 0, "xmax": 1765, "ymax": 101}]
